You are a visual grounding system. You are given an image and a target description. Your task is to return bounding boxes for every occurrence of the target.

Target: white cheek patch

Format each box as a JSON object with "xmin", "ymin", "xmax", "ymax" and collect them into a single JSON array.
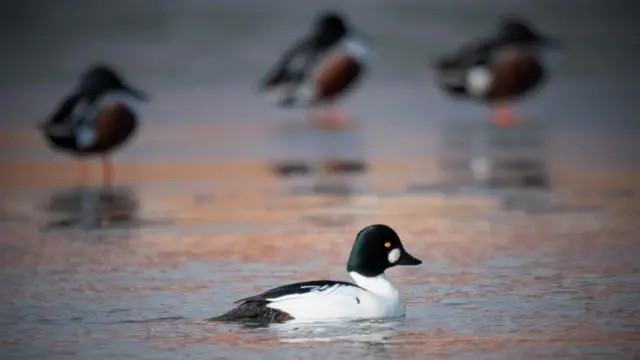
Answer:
[{"xmin": 388, "ymin": 248, "xmax": 401, "ymax": 264}]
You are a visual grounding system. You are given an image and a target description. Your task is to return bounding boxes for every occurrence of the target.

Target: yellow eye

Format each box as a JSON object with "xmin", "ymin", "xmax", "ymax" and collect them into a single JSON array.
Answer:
[{"xmin": 384, "ymin": 242, "xmax": 391, "ymax": 248}]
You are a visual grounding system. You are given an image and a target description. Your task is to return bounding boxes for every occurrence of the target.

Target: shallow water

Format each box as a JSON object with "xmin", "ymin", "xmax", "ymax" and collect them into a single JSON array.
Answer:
[
  {"xmin": 2, "ymin": 236, "xmax": 639, "ymax": 359},
  {"xmin": 2, "ymin": 119, "xmax": 640, "ymax": 359},
  {"xmin": 1, "ymin": 135, "xmax": 639, "ymax": 358}
]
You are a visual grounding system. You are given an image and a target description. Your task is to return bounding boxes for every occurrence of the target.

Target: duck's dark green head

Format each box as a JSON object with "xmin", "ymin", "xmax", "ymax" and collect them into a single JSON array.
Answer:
[
  {"xmin": 77, "ymin": 63, "xmax": 148, "ymax": 101},
  {"xmin": 496, "ymin": 17, "xmax": 561, "ymax": 48},
  {"xmin": 312, "ymin": 11, "xmax": 349, "ymax": 49},
  {"xmin": 346, "ymin": 224, "xmax": 422, "ymax": 277}
]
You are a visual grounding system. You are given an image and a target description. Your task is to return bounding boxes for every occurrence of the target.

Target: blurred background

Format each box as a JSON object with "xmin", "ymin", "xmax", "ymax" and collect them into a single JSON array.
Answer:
[
  {"xmin": 0, "ymin": 0, "xmax": 639, "ymax": 359},
  {"xmin": 0, "ymin": 0, "xmax": 638, "ymax": 163}
]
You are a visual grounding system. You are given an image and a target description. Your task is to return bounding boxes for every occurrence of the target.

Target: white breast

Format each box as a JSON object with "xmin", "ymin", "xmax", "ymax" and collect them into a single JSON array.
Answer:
[
  {"xmin": 267, "ymin": 274, "xmax": 405, "ymax": 322},
  {"xmin": 335, "ymin": 36, "xmax": 371, "ymax": 65},
  {"xmin": 97, "ymin": 91, "xmax": 142, "ymax": 117}
]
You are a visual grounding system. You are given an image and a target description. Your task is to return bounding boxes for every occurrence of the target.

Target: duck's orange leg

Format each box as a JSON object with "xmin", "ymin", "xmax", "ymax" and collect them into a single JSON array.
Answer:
[
  {"xmin": 76, "ymin": 157, "xmax": 88, "ymax": 187},
  {"xmin": 490, "ymin": 103, "xmax": 518, "ymax": 127},
  {"xmin": 310, "ymin": 104, "xmax": 352, "ymax": 130},
  {"xmin": 102, "ymin": 155, "xmax": 113, "ymax": 188}
]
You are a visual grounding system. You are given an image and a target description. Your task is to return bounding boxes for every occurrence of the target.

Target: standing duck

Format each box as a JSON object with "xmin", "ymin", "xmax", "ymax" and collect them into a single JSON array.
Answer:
[
  {"xmin": 435, "ymin": 17, "xmax": 560, "ymax": 126},
  {"xmin": 40, "ymin": 64, "xmax": 148, "ymax": 187},
  {"xmin": 259, "ymin": 11, "xmax": 371, "ymax": 129}
]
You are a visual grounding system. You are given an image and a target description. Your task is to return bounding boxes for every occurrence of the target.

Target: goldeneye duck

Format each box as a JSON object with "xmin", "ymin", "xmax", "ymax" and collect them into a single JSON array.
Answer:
[
  {"xmin": 434, "ymin": 16, "xmax": 561, "ymax": 126},
  {"xmin": 208, "ymin": 224, "xmax": 422, "ymax": 323},
  {"xmin": 259, "ymin": 11, "xmax": 371, "ymax": 129},
  {"xmin": 40, "ymin": 63, "xmax": 148, "ymax": 187}
]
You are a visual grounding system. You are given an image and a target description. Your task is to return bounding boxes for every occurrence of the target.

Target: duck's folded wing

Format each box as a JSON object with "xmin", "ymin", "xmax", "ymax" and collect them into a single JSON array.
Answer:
[
  {"xmin": 42, "ymin": 93, "xmax": 83, "ymax": 127},
  {"xmin": 210, "ymin": 281, "xmax": 362, "ymax": 322},
  {"xmin": 234, "ymin": 280, "xmax": 360, "ymax": 304},
  {"xmin": 259, "ymin": 37, "xmax": 318, "ymax": 89},
  {"xmin": 437, "ymin": 38, "xmax": 498, "ymax": 70},
  {"xmin": 40, "ymin": 93, "xmax": 86, "ymax": 138}
]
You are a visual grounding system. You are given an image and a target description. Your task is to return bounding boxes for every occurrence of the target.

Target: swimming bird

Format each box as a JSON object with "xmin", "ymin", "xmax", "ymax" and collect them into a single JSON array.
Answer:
[
  {"xmin": 434, "ymin": 16, "xmax": 560, "ymax": 126},
  {"xmin": 259, "ymin": 11, "xmax": 371, "ymax": 129},
  {"xmin": 40, "ymin": 64, "xmax": 148, "ymax": 187},
  {"xmin": 208, "ymin": 224, "xmax": 422, "ymax": 323}
]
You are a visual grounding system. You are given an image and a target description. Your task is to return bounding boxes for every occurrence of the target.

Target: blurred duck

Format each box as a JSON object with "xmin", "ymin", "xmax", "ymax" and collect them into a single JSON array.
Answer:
[
  {"xmin": 40, "ymin": 64, "xmax": 148, "ymax": 187},
  {"xmin": 259, "ymin": 11, "xmax": 371, "ymax": 129},
  {"xmin": 435, "ymin": 17, "xmax": 560, "ymax": 126}
]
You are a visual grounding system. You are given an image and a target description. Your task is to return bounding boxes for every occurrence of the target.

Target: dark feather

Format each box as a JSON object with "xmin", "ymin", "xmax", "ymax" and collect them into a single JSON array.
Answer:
[
  {"xmin": 208, "ymin": 280, "xmax": 362, "ymax": 323},
  {"xmin": 44, "ymin": 93, "xmax": 84, "ymax": 127},
  {"xmin": 436, "ymin": 38, "xmax": 497, "ymax": 71},
  {"xmin": 206, "ymin": 302, "xmax": 294, "ymax": 323},
  {"xmin": 40, "ymin": 93, "xmax": 138, "ymax": 155},
  {"xmin": 260, "ymin": 37, "xmax": 319, "ymax": 90},
  {"xmin": 434, "ymin": 38, "xmax": 500, "ymax": 98},
  {"xmin": 40, "ymin": 93, "xmax": 85, "ymax": 149},
  {"xmin": 233, "ymin": 280, "xmax": 360, "ymax": 304}
]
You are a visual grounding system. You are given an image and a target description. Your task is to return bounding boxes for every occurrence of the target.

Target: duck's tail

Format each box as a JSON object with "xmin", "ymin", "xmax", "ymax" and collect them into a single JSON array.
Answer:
[{"xmin": 206, "ymin": 302, "xmax": 294, "ymax": 323}]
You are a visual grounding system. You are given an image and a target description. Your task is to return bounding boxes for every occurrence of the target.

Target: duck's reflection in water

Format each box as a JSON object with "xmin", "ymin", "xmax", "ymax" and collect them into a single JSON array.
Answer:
[
  {"xmin": 271, "ymin": 120, "xmax": 370, "ymax": 228},
  {"xmin": 276, "ymin": 159, "xmax": 368, "ymax": 229},
  {"xmin": 263, "ymin": 318, "xmax": 402, "ymax": 350},
  {"xmin": 436, "ymin": 120, "xmax": 551, "ymax": 190},
  {"xmin": 41, "ymin": 186, "xmax": 139, "ymax": 231},
  {"xmin": 301, "ymin": 159, "xmax": 368, "ymax": 197}
]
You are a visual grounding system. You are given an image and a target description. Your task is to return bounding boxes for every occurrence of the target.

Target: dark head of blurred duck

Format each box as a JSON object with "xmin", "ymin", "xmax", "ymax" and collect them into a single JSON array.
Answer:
[
  {"xmin": 77, "ymin": 64, "xmax": 147, "ymax": 101},
  {"xmin": 311, "ymin": 12, "xmax": 349, "ymax": 50},
  {"xmin": 494, "ymin": 17, "xmax": 561, "ymax": 48}
]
